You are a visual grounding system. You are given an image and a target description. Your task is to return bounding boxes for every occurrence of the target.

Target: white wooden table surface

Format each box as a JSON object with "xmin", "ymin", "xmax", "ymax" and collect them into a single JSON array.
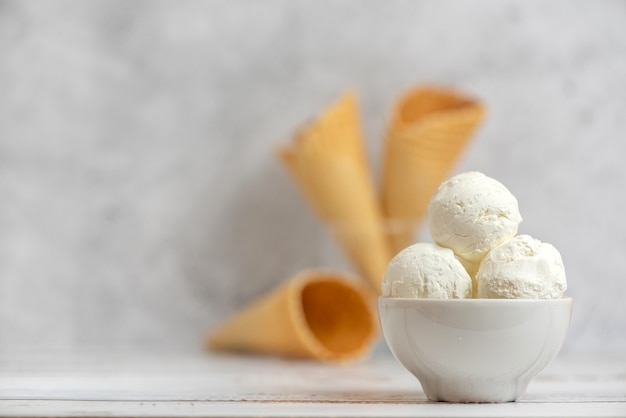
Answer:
[{"xmin": 0, "ymin": 349, "xmax": 624, "ymax": 417}]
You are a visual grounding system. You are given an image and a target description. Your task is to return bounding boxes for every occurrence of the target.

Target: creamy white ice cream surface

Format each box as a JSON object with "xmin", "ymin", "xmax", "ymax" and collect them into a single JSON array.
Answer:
[
  {"xmin": 456, "ymin": 256, "xmax": 480, "ymax": 298},
  {"xmin": 476, "ymin": 234, "xmax": 567, "ymax": 299},
  {"xmin": 427, "ymin": 171, "xmax": 523, "ymax": 263},
  {"xmin": 382, "ymin": 243, "xmax": 472, "ymax": 299}
]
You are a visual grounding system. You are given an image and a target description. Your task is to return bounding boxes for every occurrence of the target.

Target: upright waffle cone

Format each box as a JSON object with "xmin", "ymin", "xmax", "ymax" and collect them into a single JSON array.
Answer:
[
  {"xmin": 207, "ymin": 270, "xmax": 378, "ymax": 363},
  {"xmin": 278, "ymin": 93, "xmax": 392, "ymax": 292},
  {"xmin": 382, "ymin": 86, "xmax": 485, "ymax": 255}
]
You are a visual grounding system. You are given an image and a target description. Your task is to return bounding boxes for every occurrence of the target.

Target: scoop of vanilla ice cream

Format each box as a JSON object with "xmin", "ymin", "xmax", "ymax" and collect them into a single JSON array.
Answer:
[
  {"xmin": 428, "ymin": 171, "xmax": 522, "ymax": 263},
  {"xmin": 382, "ymin": 243, "xmax": 472, "ymax": 299},
  {"xmin": 476, "ymin": 235, "xmax": 567, "ymax": 299}
]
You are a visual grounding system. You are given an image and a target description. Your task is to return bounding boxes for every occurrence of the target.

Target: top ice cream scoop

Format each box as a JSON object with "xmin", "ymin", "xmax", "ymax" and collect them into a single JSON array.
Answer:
[{"xmin": 427, "ymin": 171, "xmax": 522, "ymax": 263}]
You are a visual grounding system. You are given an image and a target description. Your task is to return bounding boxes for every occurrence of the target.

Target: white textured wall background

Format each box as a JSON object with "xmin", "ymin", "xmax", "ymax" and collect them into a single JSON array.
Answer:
[{"xmin": 0, "ymin": 0, "xmax": 624, "ymax": 353}]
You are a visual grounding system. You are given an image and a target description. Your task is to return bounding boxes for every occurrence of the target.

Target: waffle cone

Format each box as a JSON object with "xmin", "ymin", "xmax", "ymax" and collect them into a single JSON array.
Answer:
[
  {"xmin": 207, "ymin": 270, "xmax": 378, "ymax": 363},
  {"xmin": 278, "ymin": 93, "xmax": 392, "ymax": 292},
  {"xmin": 382, "ymin": 86, "xmax": 485, "ymax": 254}
]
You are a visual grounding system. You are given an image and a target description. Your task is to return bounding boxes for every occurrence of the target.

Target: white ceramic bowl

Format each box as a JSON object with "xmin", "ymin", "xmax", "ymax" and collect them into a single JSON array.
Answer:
[{"xmin": 379, "ymin": 297, "xmax": 572, "ymax": 403}]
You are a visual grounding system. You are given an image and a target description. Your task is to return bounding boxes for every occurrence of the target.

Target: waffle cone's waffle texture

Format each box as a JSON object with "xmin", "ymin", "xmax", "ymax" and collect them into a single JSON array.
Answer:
[
  {"xmin": 382, "ymin": 86, "xmax": 485, "ymax": 255},
  {"xmin": 207, "ymin": 270, "xmax": 378, "ymax": 362},
  {"xmin": 278, "ymin": 93, "xmax": 392, "ymax": 291}
]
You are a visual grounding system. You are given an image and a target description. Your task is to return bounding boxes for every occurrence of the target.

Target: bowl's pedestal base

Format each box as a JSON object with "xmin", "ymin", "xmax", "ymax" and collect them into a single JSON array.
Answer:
[{"xmin": 420, "ymin": 376, "xmax": 530, "ymax": 403}]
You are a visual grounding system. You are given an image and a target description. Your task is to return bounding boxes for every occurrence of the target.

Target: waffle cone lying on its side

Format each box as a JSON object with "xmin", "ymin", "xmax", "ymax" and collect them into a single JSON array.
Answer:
[
  {"xmin": 207, "ymin": 271, "xmax": 378, "ymax": 363},
  {"xmin": 278, "ymin": 93, "xmax": 392, "ymax": 291},
  {"xmin": 382, "ymin": 86, "xmax": 485, "ymax": 255}
]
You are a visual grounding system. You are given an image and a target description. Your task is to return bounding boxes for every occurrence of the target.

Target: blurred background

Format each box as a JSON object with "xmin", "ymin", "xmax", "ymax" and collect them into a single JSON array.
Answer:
[{"xmin": 0, "ymin": 0, "xmax": 624, "ymax": 354}]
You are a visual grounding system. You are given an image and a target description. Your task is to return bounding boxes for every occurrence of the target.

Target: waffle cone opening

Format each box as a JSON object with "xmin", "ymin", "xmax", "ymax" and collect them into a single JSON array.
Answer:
[
  {"xmin": 300, "ymin": 278, "xmax": 376, "ymax": 356},
  {"xmin": 397, "ymin": 86, "xmax": 476, "ymax": 124}
]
